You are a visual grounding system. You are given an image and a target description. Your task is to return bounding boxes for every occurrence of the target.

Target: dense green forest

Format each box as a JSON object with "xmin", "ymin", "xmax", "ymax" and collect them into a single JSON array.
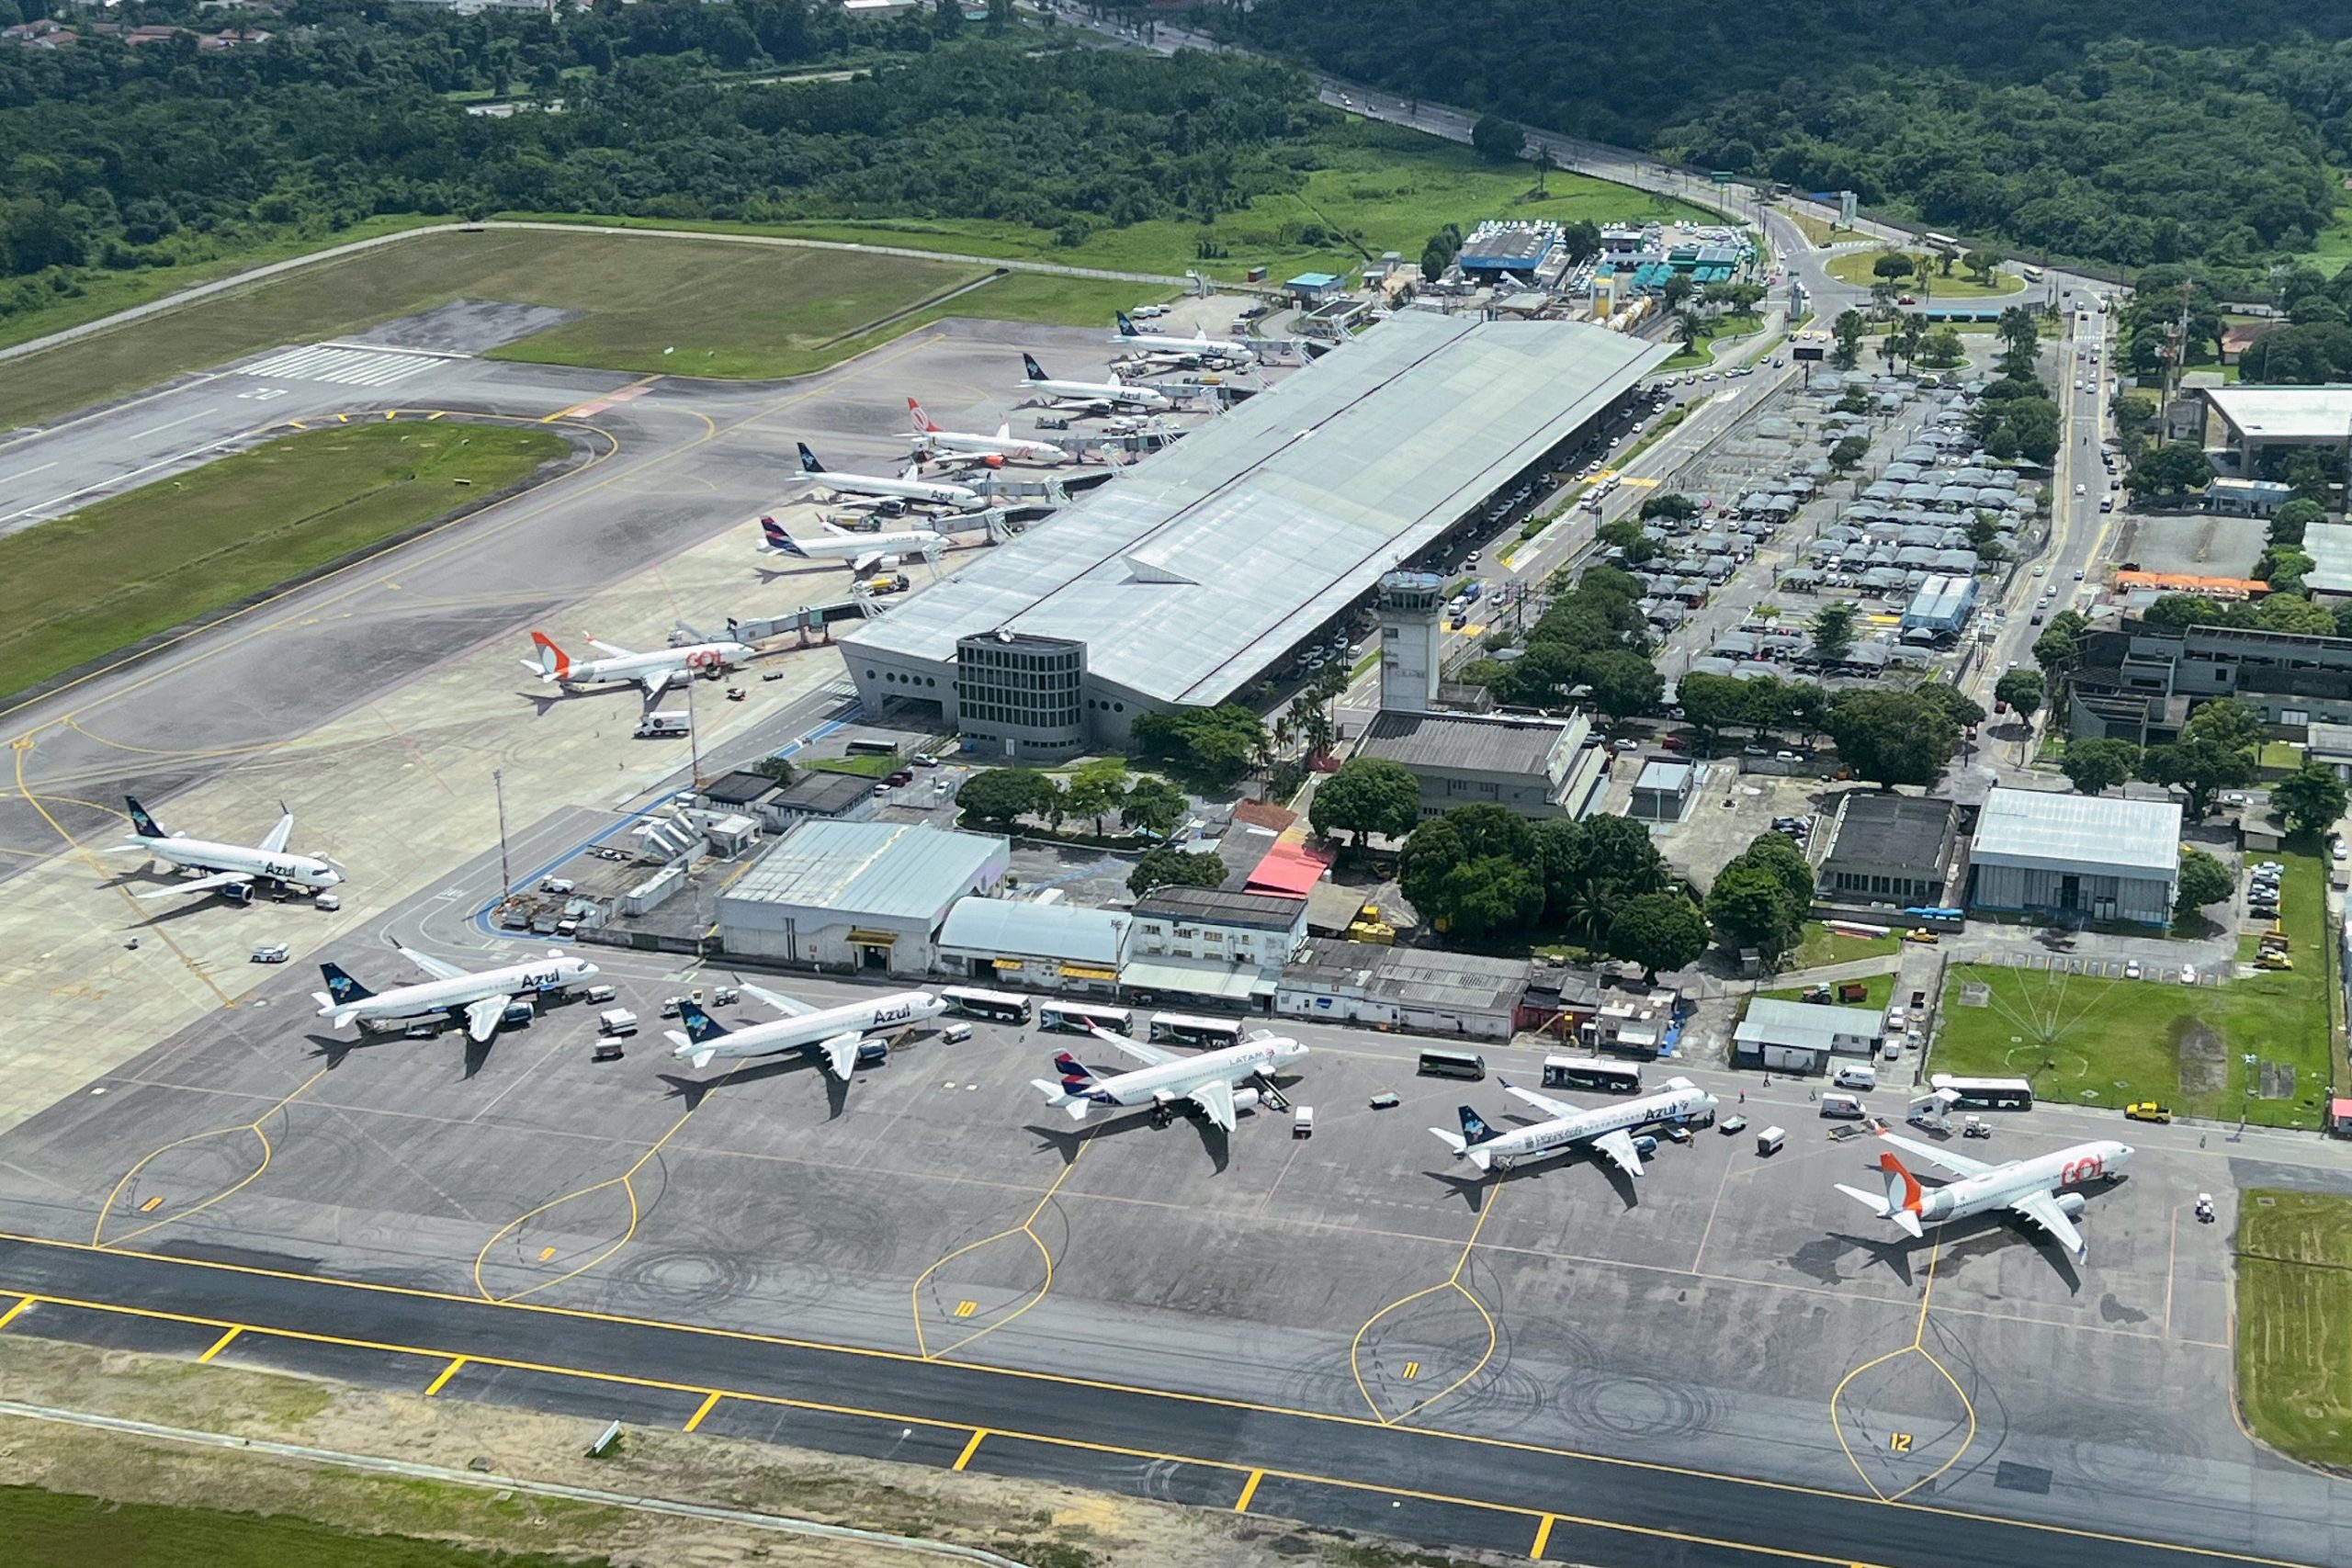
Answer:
[
  {"xmin": 1219, "ymin": 0, "xmax": 2352, "ymax": 279},
  {"xmin": 0, "ymin": 2, "xmax": 1325, "ymax": 328}
]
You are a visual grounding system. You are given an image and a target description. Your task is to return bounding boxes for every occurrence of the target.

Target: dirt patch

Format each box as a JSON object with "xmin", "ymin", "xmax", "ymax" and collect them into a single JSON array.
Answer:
[
  {"xmin": 0, "ymin": 1337, "xmax": 1498, "ymax": 1568},
  {"xmin": 2174, "ymin": 1015, "xmax": 2228, "ymax": 1097}
]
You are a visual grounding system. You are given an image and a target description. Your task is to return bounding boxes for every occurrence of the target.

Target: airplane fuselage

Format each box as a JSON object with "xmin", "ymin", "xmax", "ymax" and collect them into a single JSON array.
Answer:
[
  {"xmin": 1474, "ymin": 1084, "xmax": 1715, "ymax": 1171},
  {"xmin": 125, "ymin": 834, "xmax": 340, "ymax": 891},
  {"xmin": 545, "ymin": 640, "xmax": 754, "ymax": 688},
  {"xmin": 1917, "ymin": 1140, "xmax": 2132, "ymax": 1224},
  {"xmin": 1023, "ymin": 376, "xmax": 1171, "ymax": 412},
  {"xmin": 319, "ymin": 958, "xmax": 596, "ymax": 1027},
  {"xmin": 919, "ymin": 428, "xmax": 1069, "ymax": 464},
  {"xmin": 809, "ymin": 470, "xmax": 981, "ymax": 508},
  {"xmin": 1113, "ymin": 330, "xmax": 1254, "ymax": 364},
  {"xmin": 1074, "ymin": 1038, "xmax": 1303, "ymax": 1110},
  {"xmin": 675, "ymin": 991, "xmax": 945, "ymax": 1062}
]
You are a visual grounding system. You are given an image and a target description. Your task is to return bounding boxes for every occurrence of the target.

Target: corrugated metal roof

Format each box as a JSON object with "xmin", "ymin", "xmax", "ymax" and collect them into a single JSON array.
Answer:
[
  {"xmin": 722, "ymin": 821, "xmax": 1006, "ymax": 919},
  {"xmin": 1357, "ymin": 709, "xmax": 1580, "ymax": 776},
  {"xmin": 936, "ymin": 897, "xmax": 1129, "ymax": 965},
  {"xmin": 1970, "ymin": 786, "xmax": 2181, "ymax": 879},
  {"xmin": 1132, "ymin": 885, "xmax": 1307, "ymax": 931},
  {"xmin": 1735, "ymin": 998, "xmax": 1883, "ymax": 1051},
  {"xmin": 841, "ymin": 315, "xmax": 1668, "ymax": 707}
]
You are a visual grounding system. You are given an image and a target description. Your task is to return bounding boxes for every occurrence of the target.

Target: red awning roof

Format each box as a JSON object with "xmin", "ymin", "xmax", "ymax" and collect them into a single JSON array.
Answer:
[{"xmin": 1246, "ymin": 841, "xmax": 1333, "ymax": 897}]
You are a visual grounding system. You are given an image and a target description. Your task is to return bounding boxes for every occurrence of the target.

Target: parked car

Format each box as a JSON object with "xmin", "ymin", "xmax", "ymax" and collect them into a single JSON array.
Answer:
[
  {"xmin": 2124, "ymin": 1102, "xmax": 2173, "ymax": 1123},
  {"xmin": 250, "ymin": 942, "xmax": 289, "ymax": 964}
]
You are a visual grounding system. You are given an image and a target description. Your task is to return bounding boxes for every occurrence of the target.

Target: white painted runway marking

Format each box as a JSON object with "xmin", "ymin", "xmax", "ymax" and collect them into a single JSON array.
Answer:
[
  {"xmin": 239, "ymin": 344, "xmax": 438, "ymax": 387},
  {"xmin": 0, "ymin": 460, "xmax": 57, "ymax": 487}
]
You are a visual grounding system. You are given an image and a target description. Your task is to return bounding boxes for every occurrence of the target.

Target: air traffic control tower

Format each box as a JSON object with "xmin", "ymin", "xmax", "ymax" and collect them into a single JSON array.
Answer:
[{"xmin": 1375, "ymin": 570, "xmax": 1446, "ymax": 714}]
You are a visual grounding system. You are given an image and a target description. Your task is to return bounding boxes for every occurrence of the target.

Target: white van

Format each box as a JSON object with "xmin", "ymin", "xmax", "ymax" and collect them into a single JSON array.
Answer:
[
  {"xmin": 1756, "ymin": 1126, "xmax": 1786, "ymax": 1156},
  {"xmin": 597, "ymin": 1009, "xmax": 639, "ymax": 1036},
  {"xmin": 939, "ymin": 1022, "xmax": 973, "ymax": 1045},
  {"xmin": 1820, "ymin": 1091, "xmax": 1866, "ymax": 1120},
  {"xmin": 635, "ymin": 711, "xmax": 690, "ymax": 739},
  {"xmin": 1833, "ymin": 1064, "xmax": 1878, "ymax": 1092},
  {"xmin": 582, "ymin": 984, "xmax": 618, "ymax": 1005}
]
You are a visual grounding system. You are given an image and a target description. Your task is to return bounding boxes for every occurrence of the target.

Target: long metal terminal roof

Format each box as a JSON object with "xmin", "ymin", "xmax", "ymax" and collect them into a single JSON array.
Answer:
[
  {"xmin": 1970, "ymin": 787, "xmax": 2181, "ymax": 879},
  {"xmin": 841, "ymin": 314, "xmax": 1668, "ymax": 707}
]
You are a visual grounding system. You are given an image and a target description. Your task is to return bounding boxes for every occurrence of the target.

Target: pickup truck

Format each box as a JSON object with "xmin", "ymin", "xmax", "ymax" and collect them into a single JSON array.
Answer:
[{"xmin": 2123, "ymin": 1102, "xmax": 2173, "ymax": 1123}]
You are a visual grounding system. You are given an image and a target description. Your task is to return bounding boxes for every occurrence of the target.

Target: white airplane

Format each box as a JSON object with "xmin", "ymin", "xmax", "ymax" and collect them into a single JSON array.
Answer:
[
  {"xmin": 757, "ymin": 515, "xmax": 947, "ymax": 576},
  {"xmin": 522, "ymin": 625, "xmax": 754, "ymax": 702},
  {"xmin": 906, "ymin": 399, "xmax": 1071, "ymax": 465},
  {"xmin": 1019, "ymin": 353, "xmax": 1172, "ymax": 413},
  {"xmin": 1111, "ymin": 310, "xmax": 1256, "ymax": 366},
  {"xmin": 1030, "ymin": 1025, "xmax": 1306, "ymax": 1133},
  {"xmin": 312, "ymin": 943, "xmax": 599, "ymax": 1044},
  {"xmin": 795, "ymin": 443, "xmax": 983, "ymax": 510},
  {"xmin": 1835, "ymin": 1128, "xmax": 2133, "ymax": 1262},
  {"xmin": 1430, "ymin": 1077, "xmax": 1717, "ymax": 1178},
  {"xmin": 665, "ymin": 986, "xmax": 944, "ymax": 1076},
  {"xmin": 114, "ymin": 796, "xmax": 344, "ymax": 903}
]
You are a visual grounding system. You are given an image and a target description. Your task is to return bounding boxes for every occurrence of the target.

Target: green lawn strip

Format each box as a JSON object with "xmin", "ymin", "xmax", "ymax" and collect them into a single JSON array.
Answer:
[
  {"xmin": 1791, "ymin": 921, "xmax": 1902, "ymax": 969},
  {"xmin": 1822, "ymin": 250, "xmax": 2022, "ymax": 299},
  {"xmin": 1761, "ymin": 973, "xmax": 1894, "ymax": 1010},
  {"xmin": 1, "ymin": 1483, "xmax": 617, "ymax": 1568},
  {"xmin": 806, "ymin": 754, "xmax": 898, "ymax": 779},
  {"xmin": 1930, "ymin": 846, "xmax": 2332, "ymax": 1126},
  {"xmin": 0, "ymin": 423, "xmax": 567, "ymax": 698},
  {"xmin": 2235, "ymin": 1190, "xmax": 2352, "ymax": 1468},
  {"xmin": 1660, "ymin": 313, "xmax": 1765, "ymax": 370}
]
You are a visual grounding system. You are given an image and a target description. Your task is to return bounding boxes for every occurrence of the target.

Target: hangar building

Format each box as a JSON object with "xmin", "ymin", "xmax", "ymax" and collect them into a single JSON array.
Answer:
[
  {"xmin": 1965, "ymin": 786, "xmax": 2181, "ymax": 928},
  {"xmin": 838, "ymin": 314, "xmax": 1668, "ymax": 761},
  {"xmin": 716, "ymin": 821, "xmax": 1009, "ymax": 976}
]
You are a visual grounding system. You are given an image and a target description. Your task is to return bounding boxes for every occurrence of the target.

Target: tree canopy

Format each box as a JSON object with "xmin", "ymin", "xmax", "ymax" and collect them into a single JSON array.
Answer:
[
  {"xmin": 2273, "ymin": 762, "xmax": 2349, "ymax": 840},
  {"xmin": 1308, "ymin": 756, "xmax": 1421, "ymax": 847}
]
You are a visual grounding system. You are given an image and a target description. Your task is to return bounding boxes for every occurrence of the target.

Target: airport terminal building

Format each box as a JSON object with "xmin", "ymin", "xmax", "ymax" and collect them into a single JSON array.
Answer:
[{"xmin": 839, "ymin": 314, "xmax": 1668, "ymax": 761}]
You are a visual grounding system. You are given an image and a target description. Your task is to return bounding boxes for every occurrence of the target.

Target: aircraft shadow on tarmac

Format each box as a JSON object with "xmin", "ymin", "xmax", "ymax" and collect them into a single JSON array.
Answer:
[
  {"xmin": 1023, "ymin": 1110, "xmax": 1233, "ymax": 1175},
  {"xmin": 1827, "ymin": 1204, "xmax": 2086, "ymax": 1293},
  {"xmin": 658, "ymin": 1054, "xmax": 854, "ymax": 1119},
  {"xmin": 299, "ymin": 1026, "xmax": 510, "ymax": 1083}
]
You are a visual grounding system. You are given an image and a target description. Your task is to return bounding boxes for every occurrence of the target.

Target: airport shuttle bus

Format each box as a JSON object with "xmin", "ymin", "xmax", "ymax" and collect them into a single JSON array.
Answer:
[
  {"xmin": 1922, "ymin": 231, "xmax": 1961, "ymax": 254},
  {"xmin": 1040, "ymin": 1001, "xmax": 1133, "ymax": 1035},
  {"xmin": 1418, "ymin": 1049, "xmax": 1487, "ymax": 1081},
  {"xmin": 1542, "ymin": 1055, "xmax": 1643, "ymax": 1094},
  {"xmin": 1928, "ymin": 1073, "xmax": 2035, "ymax": 1111},
  {"xmin": 1148, "ymin": 1012, "xmax": 1245, "ymax": 1049},
  {"xmin": 940, "ymin": 987, "xmax": 1032, "ymax": 1025}
]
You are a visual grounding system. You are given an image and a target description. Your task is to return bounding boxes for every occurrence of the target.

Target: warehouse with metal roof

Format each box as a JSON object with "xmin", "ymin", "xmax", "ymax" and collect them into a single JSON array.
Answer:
[
  {"xmin": 2201, "ymin": 385, "xmax": 2352, "ymax": 476},
  {"xmin": 1965, "ymin": 786, "xmax": 2182, "ymax": 928},
  {"xmin": 716, "ymin": 821, "xmax": 1010, "ymax": 975},
  {"xmin": 839, "ymin": 314, "xmax": 1669, "ymax": 761}
]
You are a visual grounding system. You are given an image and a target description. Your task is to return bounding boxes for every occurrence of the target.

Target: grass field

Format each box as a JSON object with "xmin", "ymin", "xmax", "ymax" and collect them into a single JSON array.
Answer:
[
  {"xmin": 0, "ymin": 422, "xmax": 567, "ymax": 698},
  {"xmin": 1788, "ymin": 212, "xmax": 1849, "ymax": 247},
  {"xmin": 1791, "ymin": 921, "xmax": 1902, "ymax": 969},
  {"xmin": 1823, "ymin": 250, "xmax": 2023, "ymax": 299},
  {"xmin": 525, "ymin": 120, "xmax": 1715, "ymax": 284},
  {"xmin": 1761, "ymin": 973, "xmax": 1894, "ymax": 1010},
  {"xmin": 4, "ymin": 1483, "xmax": 612, "ymax": 1568},
  {"xmin": 2235, "ymin": 1190, "xmax": 2352, "ymax": 1468},
  {"xmin": 1661, "ymin": 311, "xmax": 1765, "ymax": 370},
  {"xmin": 1931, "ymin": 846, "xmax": 2335, "ymax": 1127}
]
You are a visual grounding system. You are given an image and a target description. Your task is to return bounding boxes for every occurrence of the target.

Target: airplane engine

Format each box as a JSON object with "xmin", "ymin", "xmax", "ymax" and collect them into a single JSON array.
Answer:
[
  {"xmin": 222, "ymin": 881, "xmax": 255, "ymax": 905},
  {"xmin": 983, "ymin": 454, "xmax": 1005, "ymax": 469},
  {"xmin": 2055, "ymin": 1191, "xmax": 2087, "ymax": 1218},
  {"xmin": 1229, "ymin": 1087, "xmax": 1263, "ymax": 1115}
]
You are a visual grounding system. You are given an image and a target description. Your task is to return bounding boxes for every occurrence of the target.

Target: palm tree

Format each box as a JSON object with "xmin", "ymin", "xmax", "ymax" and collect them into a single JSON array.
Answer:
[
  {"xmin": 1674, "ymin": 310, "xmax": 1701, "ymax": 353},
  {"xmin": 1562, "ymin": 879, "xmax": 1619, "ymax": 947}
]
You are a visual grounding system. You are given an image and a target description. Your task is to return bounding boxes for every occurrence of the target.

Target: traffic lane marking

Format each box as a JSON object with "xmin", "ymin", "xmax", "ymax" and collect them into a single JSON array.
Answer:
[{"xmin": 0, "ymin": 1236, "xmax": 2323, "ymax": 1568}]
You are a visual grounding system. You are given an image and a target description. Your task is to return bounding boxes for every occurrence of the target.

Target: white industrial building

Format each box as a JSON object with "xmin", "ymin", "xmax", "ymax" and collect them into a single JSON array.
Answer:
[
  {"xmin": 1277, "ymin": 942, "xmax": 1532, "ymax": 1040},
  {"xmin": 839, "ymin": 313, "xmax": 1669, "ymax": 761},
  {"xmin": 933, "ymin": 897, "xmax": 1131, "ymax": 993},
  {"xmin": 1125, "ymin": 886, "xmax": 1309, "ymax": 1007},
  {"xmin": 715, "ymin": 821, "xmax": 1009, "ymax": 976},
  {"xmin": 1733, "ymin": 999, "xmax": 1885, "ymax": 1074},
  {"xmin": 1965, "ymin": 787, "xmax": 2182, "ymax": 928}
]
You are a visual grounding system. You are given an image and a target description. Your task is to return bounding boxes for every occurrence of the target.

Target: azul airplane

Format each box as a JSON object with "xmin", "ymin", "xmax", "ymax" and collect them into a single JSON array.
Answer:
[
  {"xmin": 313, "ymin": 943, "xmax": 599, "ymax": 1043},
  {"xmin": 522, "ymin": 625, "xmax": 756, "ymax": 701},
  {"xmin": 795, "ymin": 444, "xmax": 983, "ymax": 510},
  {"xmin": 1031, "ymin": 1025, "xmax": 1306, "ymax": 1133},
  {"xmin": 665, "ymin": 986, "xmax": 944, "ymax": 1076},
  {"xmin": 906, "ymin": 399, "xmax": 1071, "ymax": 465},
  {"xmin": 1018, "ymin": 353, "xmax": 1171, "ymax": 414},
  {"xmin": 115, "ymin": 796, "xmax": 343, "ymax": 903},
  {"xmin": 1431, "ymin": 1077, "xmax": 1718, "ymax": 1178},
  {"xmin": 758, "ymin": 515, "xmax": 946, "ymax": 576},
  {"xmin": 1835, "ymin": 1128, "xmax": 2132, "ymax": 1262},
  {"xmin": 1110, "ymin": 310, "xmax": 1256, "ymax": 366}
]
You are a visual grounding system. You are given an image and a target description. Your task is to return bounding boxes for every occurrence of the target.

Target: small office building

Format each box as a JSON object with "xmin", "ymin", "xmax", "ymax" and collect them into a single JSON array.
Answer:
[
  {"xmin": 1125, "ymin": 886, "xmax": 1308, "ymax": 1007},
  {"xmin": 1355, "ymin": 709, "xmax": 1598, "ymax": 820},
  {"xmin": 1966, "ymin": 786, "xmax": 2182, "ymax": 928},
  {"xmin": 1277, "ymin": 942, "xmax": 1533, "ymax": 1041},
  {"xmin": 1733, "ymin": 999, "xmax": 1885, "ymax": 1074},
  {"xmin": 716, "ymin": 821, "xmax": 1009, "ymax": 975},
  {"xmin": 1814, "ymin": 792, "xmax": 1959, "ymax": 907},
  {"xmin": 1629, "ymin": 760, "xmax": 1697, "ymax": 823}
]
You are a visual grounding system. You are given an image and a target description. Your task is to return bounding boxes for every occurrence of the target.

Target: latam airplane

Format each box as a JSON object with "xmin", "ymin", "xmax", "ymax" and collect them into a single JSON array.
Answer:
[
  {"xmin": 1111, "ymin": 310, "xmax": 1256, "ymax": 366},
  {"xmin": 906, "ymin": 400, "xmax": 1070, "ymax": 465},
  {"xmin": 1018, "ymin": 354, "xmax": 1171, "ymax": 414},
  {"xmin": 1430, "ymin": 1077, "xmax": 1718, "ymax": 1178},
  {"xmin": 522, "ymin": 626, "xmax": 756, "ymax": 701},
  {"xmin": 795, "ymin": 444, "xmax": 982, "ymax": 510},
  {"xmin": 1031, "ymin": 1025, "xmax": 1306, "ymax": 1132},
  {"xmin": 758, "ymin": 515, "xmax": 946, "ymax": 576},
  {"xmin": 313, "ymin": 943, "xmax": 599, "ymax": 1043},
  {"xmin": 665, "ymin": 985, "xmax": 944, "ymax": 1076},
  {"xmin": 1835, "ymin": 1128, "xmax": 2133, "ymax": 1261},
  {"xmin": 114, "ymin": 796, "xmax": 344, "ymax": 903}
]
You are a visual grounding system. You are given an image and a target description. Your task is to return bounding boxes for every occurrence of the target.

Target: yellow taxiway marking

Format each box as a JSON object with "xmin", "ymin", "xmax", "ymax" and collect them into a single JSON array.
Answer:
[
  {"xmin": 952, "ymin": 1429, "xmax": 987, "ymax": 1472},
  {"xmin": 683, "ymin": 1392, "xmax": 723, "ymax": 1433},
  {"xmin": 911, "ymin": 1136, "xmax": 1091, "ymax": 1361},
  {"xmin": 197, "ymin": 1326, "xmax": 241, "ymax": 1363},
  {"xmin": 0, "ymin": 1295, "xmax": 32, "ymax": 1332},
  {"xmin": 953, "ymin": 1300, "xmax": 977, "ymax": 1318},
  {"xmin": 1530, "ymin": 1514, "xmax": 1555, "ymax": 1559},
  {"xmin": 1350, "ymin": 1188, "xmax": 1502, "ymax": 1427},
  {"xmin": 423, "ymin": 1357, "xmax": 467, "ymax": 1396},
  {"xmin": 93, "ymin": 1067, "xmax": 330, "ymax": 1249},
  {"xmin": 1401, "ymin": 1360, "xmax": 1419, "ymax": 1381},
  {"xmin": 538, "ymin": 1247, "xmax": 557, "ymax": 1262},
  {"xmin": 1829, "ymin": 1240, "xmax": 1975, "ymax": 1503},
  {"xmin": 138, "ymin": 1196, "xmax": 164, "ymax": 1213},
  {"xmin": 1889, "ymin": 1433, "xmax": 1912, "ymax": 1453},
  {"xmin": 1234, "ymin": 1469, "xmax": 1263, "ymax": 1513}
]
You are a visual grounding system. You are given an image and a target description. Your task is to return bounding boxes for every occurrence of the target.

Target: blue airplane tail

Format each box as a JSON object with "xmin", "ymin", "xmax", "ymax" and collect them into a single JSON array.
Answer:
[
  {"xmin": 1115, "ymin": 312, "xmax": 1138, "ymax": 336},
  {"xmin": 1459, "ymin": 1106, "xmax": 1499, "ymax": 1145},
  {"xmin": 676, "ymin": 1000, "xmax": 730, "ymax": 1043},
  {"xmin": 760, "ymin": 517, "xmax": 807, "ymax": 557},
  {"xmin": 797, "ymin": 443, "xmax": 824, "ymax": 474},
  {"xmin": 1022, "ymin": 353, "xmax": 1049, "ymax": 381},
  {"xmin": 124, "ymin": 795, "xmax": 165, "ymax": 839},
  {"xmin": 319, "ymin": 963, "xmax": 373, "ymax": 1003}
]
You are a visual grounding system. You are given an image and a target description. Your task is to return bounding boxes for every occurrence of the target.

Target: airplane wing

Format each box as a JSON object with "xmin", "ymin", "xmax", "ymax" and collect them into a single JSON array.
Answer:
[
  {"xmin": 464, "ymin": 995, "xmax": 513, "ymax": 1044},
  {"xmin": 133, "ymin": 870, "xmax": 251, "ymax": 900},
  {"xmin": 2010, "ymin": 1189, "xmax": 2087, "ymax": 1259},
  {"xmin": 639, "ymin": 666, "xmax": 675, "ymax": 702},
  {"xmin": 1876, "ymin": 1129, "xmax": 1996, "ymax": 1179},
  {"xmin": 1186, "ymin": 1077, "xmax": 1238, "ymax": 1132},
  {"xmin": 1502, "ymin": 1081, "xmax": 1581, "ymax": 1120},
  {"xmin": 258, "ymin": 810, "xmax": 295, "ymax": 855},
  {"xmin": 1086, "ymin": 1024, "xmax": 1178, "ymax": 1067},
  {"xmin": 1590, "ymin": 1126, "xmax": 1646, "ymax": 1179},
  {"xmin": 740, "ymin": 982, "xmax": 816, "ymax": 1019},
  {"xmin": 588, "ymin": 638, "xmax": 636, "ymax": 659},
  {"xmin": 395, "ymin": 945, "xmax": 469, "ymax": 983},
  {"xmin": 850, "ymin": 551, "xmax": 888, "ymax": 576}
]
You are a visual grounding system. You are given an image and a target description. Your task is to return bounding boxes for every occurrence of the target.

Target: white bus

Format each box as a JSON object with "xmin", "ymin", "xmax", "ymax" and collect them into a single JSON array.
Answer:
[
  {"xmin": 1922, "ymin": 231, "xmax": 1961, "ymax": 254},
  {"xmin": 1039, "ymin": 1001, "xmax": 1132, "ymax": 1035},
  {"xmin": 1928, "ymin": 1073, "xmax": 2035, "ymax": 1111},
  {"xmin": 2018, "ymin": 265, "xmax": 2043, "ymax": 283},
  {"xmin": 939, "ymin": 987, "xmax": 1032, "ymax": 1025},
  {"xmin": 1148, "ymin": 1012, "xmax": 1245, "ymax": 1049},
  {"xmin": 1541, "ymin": 1055, "xmax": 1643, "ymax": 1094}
]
